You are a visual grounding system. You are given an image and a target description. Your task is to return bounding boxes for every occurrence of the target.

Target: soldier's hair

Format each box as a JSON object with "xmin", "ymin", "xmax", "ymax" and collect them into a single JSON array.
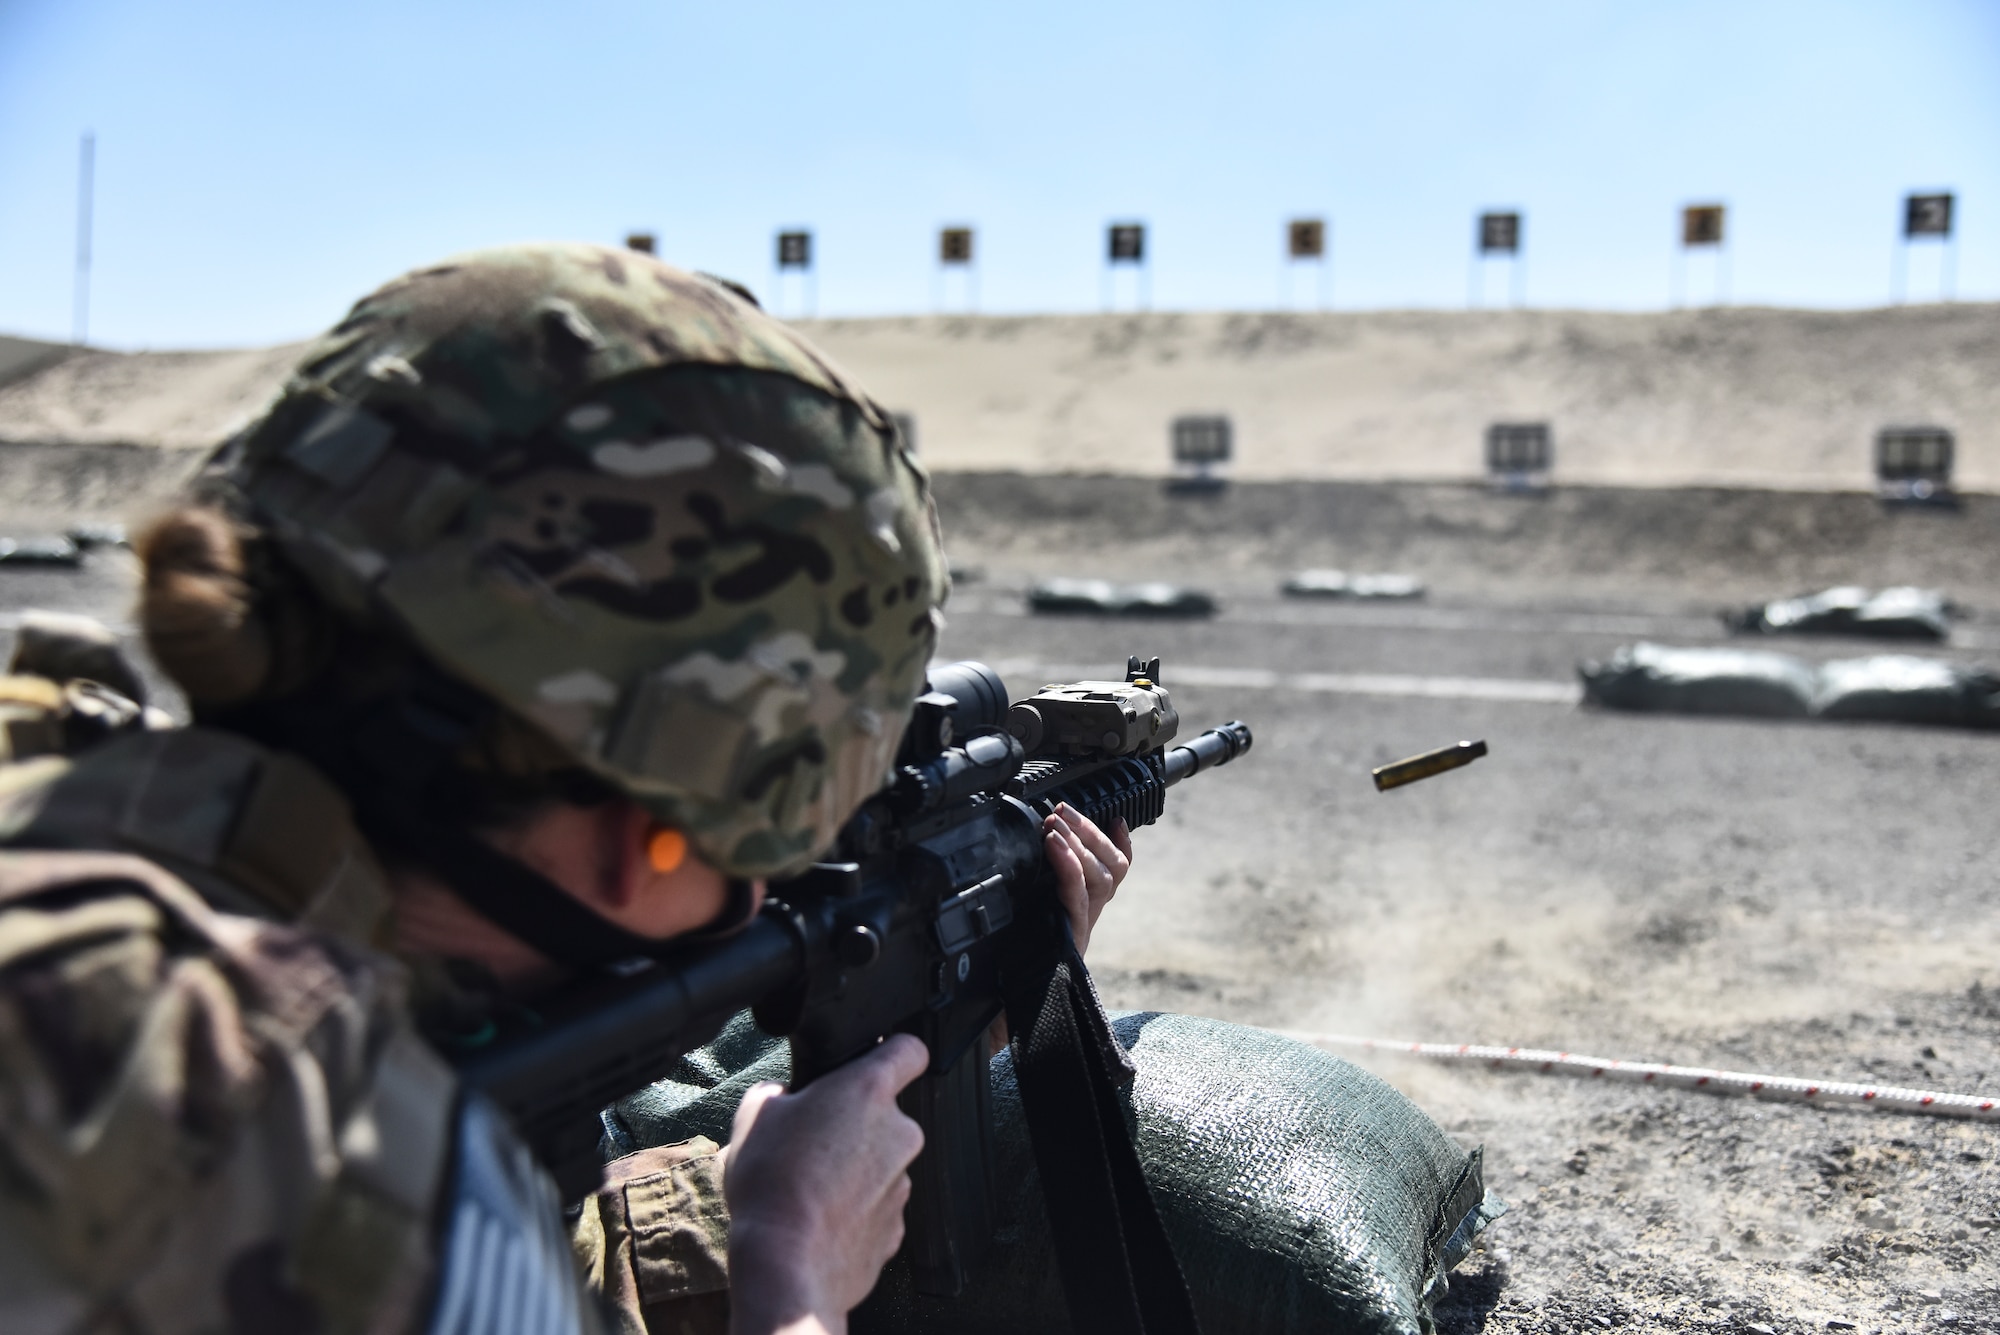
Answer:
[{"xmin": 137, "ymin": 505, "xmax": 327, "ymax": 703}]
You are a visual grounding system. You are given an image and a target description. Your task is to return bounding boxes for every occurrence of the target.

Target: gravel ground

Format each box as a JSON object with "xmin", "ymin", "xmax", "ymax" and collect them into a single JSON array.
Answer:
[
  {"xmin": 923, "ymin": 481, "xmax": 1999, "ymax": 1334},
  {"xmin": 3, "ymin": 476, "xmax": 1995, "ymax": 1334}
]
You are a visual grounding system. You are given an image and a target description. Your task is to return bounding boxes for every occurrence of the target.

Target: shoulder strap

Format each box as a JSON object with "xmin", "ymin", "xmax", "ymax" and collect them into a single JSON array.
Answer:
[
  {"xmin": 1002, "ymin": 943, "xmax": 1202, "ymax": 1335},
  {"xmin": 0, "ymin": 727, "xmax": 394, "ymax": 942}
]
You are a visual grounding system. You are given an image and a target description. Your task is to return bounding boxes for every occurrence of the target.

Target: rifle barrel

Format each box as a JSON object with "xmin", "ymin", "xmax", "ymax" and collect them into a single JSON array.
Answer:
[
  {"xmin": 460, "ymin": 914, "xmax": 803, "ymax": 1117},
  {"xmin": 1163, "ymin": 719, "xmax": 1254, "ymax": 785}
]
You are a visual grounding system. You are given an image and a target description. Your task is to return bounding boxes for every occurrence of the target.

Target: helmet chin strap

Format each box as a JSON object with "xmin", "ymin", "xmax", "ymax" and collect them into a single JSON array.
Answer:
[
  {"xmin": 352, "ymin": 687, "xmax": 767, "ymax": 968},
  {"xmin": 370, "ymin": 805, "xmax": 664, "ymax": 968},
  {"xmin": 365, "ymin": 805, "xmax": 762, "ymax": 970},
  {"xmin": 224, "ymin": 660, "xmax": 760, "ymax": 971},
  {"xmin": 681, "ymin": 873, "xmax": 762, "ymax": 941}
]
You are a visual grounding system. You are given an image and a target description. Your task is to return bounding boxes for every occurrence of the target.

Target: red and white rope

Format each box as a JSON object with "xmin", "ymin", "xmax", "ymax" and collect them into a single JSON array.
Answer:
[{"xmin": 1281, "ymin": 1033, "xmax": 2000, "ymax": 1123}]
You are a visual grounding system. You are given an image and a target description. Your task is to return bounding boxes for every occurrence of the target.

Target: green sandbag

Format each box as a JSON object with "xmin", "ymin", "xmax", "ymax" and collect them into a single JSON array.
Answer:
[{"xmin": 607, "ymin": 1012, "xmax": 1503, "ymax": 1334}]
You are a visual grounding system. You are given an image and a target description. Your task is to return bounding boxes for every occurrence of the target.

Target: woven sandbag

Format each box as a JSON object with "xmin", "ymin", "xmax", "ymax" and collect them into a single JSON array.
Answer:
[
  {"xmin": 607, "ymin": 1011, "xmax": 1502, "ymax": 1335},
  {"xmin": 1578, "ymin": 642, "xmax": 1815, "ymax": 717},
  {"xmin": 1724, "ymin": 586, "xmax": 1952, "ymax": 641},
  {"xmin": 1812, "ymin": 656, "xmax": 2000, "ymax": 727}
]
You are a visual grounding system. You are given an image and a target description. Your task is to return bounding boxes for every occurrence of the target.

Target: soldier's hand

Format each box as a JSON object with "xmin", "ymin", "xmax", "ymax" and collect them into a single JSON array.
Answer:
[
  {"xmin": 723, "ymin": 1034, "xmax": 928, "ymax": 1335},
  {"xmin": 1044, "ymin": 803, "xmax": 1133, "ymax": 958}
]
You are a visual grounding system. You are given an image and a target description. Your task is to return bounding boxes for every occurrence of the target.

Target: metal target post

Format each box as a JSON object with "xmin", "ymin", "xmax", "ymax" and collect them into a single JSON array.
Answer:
[
  {"xmin": 774, "ymin": 228, "xmax": 815, "ymax": 317},
  {"xmin": 1103, "ymin": 221, "xmax": 1148, "ymax": 312},
  {"xmin": 1674, "ymin": 203, "xmax": 1727, "ymax": 308},
  {"xmin": 72, "ymin": 131, "xmax": 94, "ymax": 346},
  {"xmin": 1470, "ymin": 211, "xmax": 1522, "ymax": 309},
  {"xmin": 1282, "ymin": 218, "xmax": 1329, "ymax": 310},
  {"xmin": 1894, "ymin": 192, "xmax": 1956, "ymax": 304},
  {"xmin": 935, "ymin": 225, "xmax": 976, "ymax": 314}
]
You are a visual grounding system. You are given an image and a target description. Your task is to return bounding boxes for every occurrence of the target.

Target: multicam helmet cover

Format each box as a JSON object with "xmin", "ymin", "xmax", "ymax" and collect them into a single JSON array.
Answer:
[{"xmin": 213, "ymin": 243, "xmax": 947, "ymax": 878}]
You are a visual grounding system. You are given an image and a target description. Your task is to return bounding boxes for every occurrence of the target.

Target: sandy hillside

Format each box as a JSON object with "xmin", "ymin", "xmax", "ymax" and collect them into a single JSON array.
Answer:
[
  {"xmin": 0, "ymin": 336, "xmax": 307, "ymax": 450},
  {"xmin": 2, "ymin": 304, "xmax": 1993, "ymax": 494},
  {"xmin": 797, "ymin": 305, "xmax": 1998, "ymax": 491}
]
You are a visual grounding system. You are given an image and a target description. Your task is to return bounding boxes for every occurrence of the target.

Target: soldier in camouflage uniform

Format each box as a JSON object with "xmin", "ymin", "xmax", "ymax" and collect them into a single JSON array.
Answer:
[{"xmin": 0, "ymin": 243, "xmax": 1137, "ymax": 1335}]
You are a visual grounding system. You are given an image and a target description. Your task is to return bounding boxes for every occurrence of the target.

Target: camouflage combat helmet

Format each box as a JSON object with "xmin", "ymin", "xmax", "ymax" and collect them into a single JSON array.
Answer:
[{"xmin": 212, "ymin": 243, "xmax": 947, "ymax": 879}]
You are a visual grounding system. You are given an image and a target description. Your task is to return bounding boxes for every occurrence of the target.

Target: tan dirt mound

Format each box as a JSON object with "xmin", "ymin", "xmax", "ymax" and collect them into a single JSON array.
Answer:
[{"xmin": 4, "ymin": 305, "xmax": 1994, "ymax": 494}]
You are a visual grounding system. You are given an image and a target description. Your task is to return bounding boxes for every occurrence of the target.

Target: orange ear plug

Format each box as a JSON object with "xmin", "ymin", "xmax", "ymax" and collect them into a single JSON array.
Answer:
[{"xmin": 647, "ymin": 827, "xmax": 688, "ymax": 874}]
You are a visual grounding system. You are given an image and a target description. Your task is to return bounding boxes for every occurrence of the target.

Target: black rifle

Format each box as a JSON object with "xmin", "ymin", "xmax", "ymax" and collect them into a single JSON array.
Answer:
[{"xmin": 457, "ymin": 655, "xmax": 1251, "ymax": 1319}]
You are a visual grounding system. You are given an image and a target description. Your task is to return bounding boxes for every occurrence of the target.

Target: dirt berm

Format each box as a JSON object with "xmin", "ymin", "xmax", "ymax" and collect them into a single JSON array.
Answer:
[
  {"xmin": 932, "ymin": 473, "xmax": 2000, "ymax": 602},
  {"xmin": 2, "ymin": 302, "xmax": 1995, "ymax": 495},
  {"xmin": 802, "ymin": 304, "xmax": 1998, "ymax": 492}
]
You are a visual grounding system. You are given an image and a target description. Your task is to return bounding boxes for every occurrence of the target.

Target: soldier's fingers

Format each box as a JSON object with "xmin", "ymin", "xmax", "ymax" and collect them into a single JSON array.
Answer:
[
  {"xmin": 1056, "ymin": 818, "xmax": 1103, "ymax": 894},
  {"xmin": 1045, "ymin": 827, "xmax": 1091, "ymax": 943},
  {"xmin": 1045, "ymin": 825, "xmax": 1084, "ymax": 898},
  {"xmin": 1057, "ymin": 804, "xmax": 1129, "ymax": 886},
  {"xmin": 864, "ymin": 1033, "xmax": 931, "ymax": 1096},
  {"xmin": 1110, "ymin": 817, "xmax": 1134, "ymax": 864},
  {"xmin": 725, "ymin": 1081, "xmax": 786, "ymax": 1164},
  {"xmin": 838, "ymin": 1037, "xmax": 927, "ymax": 1166},
  {"xmin": 817, "ymin": 1034, "xmax": 928, "ymax": 1133},
  {"xmin": 1053, "ymin": 814, "xmax": 1114, "ymax": 904},
  {"xmin": 865, "ymin": 1174, "xmax": 912, "ymax": 1265}
]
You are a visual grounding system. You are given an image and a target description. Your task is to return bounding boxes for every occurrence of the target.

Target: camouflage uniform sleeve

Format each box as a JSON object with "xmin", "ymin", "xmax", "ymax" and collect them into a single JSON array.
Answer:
[
  {"xmin": 0, "ymin": 850, "xmax": 454, "ymax": 1335},
  {"xmin": 574, "ymin": 1139, "xmax": 732, "ymax": 1335}
]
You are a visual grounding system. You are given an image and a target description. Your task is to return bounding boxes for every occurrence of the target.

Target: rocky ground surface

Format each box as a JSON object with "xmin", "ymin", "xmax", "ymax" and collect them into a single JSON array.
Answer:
[
  {"xmin": 2, "ymin": 470, "xmax": 1994, "ymax": 1334},
  {"xmin": 925, "ymin": 479, "xmax": 1999, "ymax": 1334}
]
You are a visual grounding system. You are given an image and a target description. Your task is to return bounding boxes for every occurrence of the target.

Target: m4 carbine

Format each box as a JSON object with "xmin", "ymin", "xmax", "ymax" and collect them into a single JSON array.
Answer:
[{"xmin": 458, "ymin": 655, "xmax": 1252, "ymax": 1302}]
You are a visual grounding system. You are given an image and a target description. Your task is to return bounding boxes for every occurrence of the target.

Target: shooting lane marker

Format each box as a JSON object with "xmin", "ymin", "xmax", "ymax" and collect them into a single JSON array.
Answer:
[{"xmin": 1281, "ymin": 1034, "xmax": 2000, "ymax": 1124}]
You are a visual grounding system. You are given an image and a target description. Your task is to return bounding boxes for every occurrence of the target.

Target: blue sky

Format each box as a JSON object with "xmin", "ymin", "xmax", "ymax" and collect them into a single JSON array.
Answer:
[{"xmin": 2, "ymin": 1, "xmax": 1994, "ymax": 347}]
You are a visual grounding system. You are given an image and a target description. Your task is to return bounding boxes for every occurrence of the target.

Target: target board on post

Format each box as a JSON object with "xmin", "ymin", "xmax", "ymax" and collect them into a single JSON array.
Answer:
[
  {"xmin": 1905, "ymin": 193, "xmax": 1953, "ymax": 238},
  {"xmin": 1470, "ymin": 211, "xmax": 1524, "ymax": 308},
  {"xmin": 1682, "ymin": 205, "xmax": 1725, "ymax": 247},
  {"xmin": 1478, "ymin": 212, "xmax": 1520, "ymax": 255},
  {"xmin": 1170, "ymin": 414, "xmax": 1232, "ymax": 492},
  {"xmin": 776, "ymin": 230, "xmax": 812, "ymax": 269},
  {"xmin": 1674, "ymin": 204, "xmax": 1728, "ymax": 307},
  {"xmin": 1103, "ymin": 222, "xmax": 1149, "ymax": 311},
  {"xmin": 936, "ymin": 226, "xmax": 977, "ymax": 312},
  {"xmin": 773, "ymin": 229, "xmax": 815, "ymax": 317},
  {"xmin": 1895, "ymin": 192, "xmax": 1958, "ymax": 303},
  {"xmin": 1283, "ymin": 218, "xmax": 1329, "ymax": 309}
]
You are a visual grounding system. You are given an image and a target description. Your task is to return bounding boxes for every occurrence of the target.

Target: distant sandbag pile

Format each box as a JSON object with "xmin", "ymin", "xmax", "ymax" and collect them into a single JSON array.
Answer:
[
  {"xmin": 0, "ymin": 536, "xmax": 81, "ymax": 567},
  {"xmin": 1722, "ymin": 586, "xmax": 1955, "ymax": 641},
  {"xmin": 1027, "ymin": 577, "xmax": 1217, "ymax": 617},
  {"xmin": 0, "ymin": 524, "xmax": 129, "ymax": 568},
  {"xmin": 1282, "ymin": 569, "xmax": 1426, "ymax": 600},
  {"xmin": 1580, "ymin": 642, "xmax": 2000, "ymax": 728}
]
